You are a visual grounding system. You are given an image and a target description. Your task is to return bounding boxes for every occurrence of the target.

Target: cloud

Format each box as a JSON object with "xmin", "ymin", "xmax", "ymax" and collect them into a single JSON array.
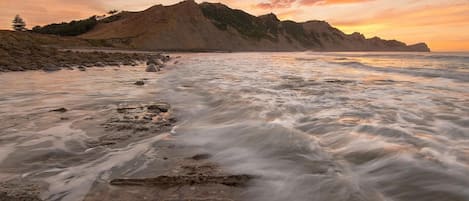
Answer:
[
  {"xmin": 277, "ymin": 9, "xmax": 304, "ymax": 19},
  {"xmin": 255, "ymin": 0, "xmax": 372, "ymax": 9},
  {"xmin": 299, "ymin": 0, "xmax": 373, "ymax": 6},
  {"xmin": 255, "ymin": 0, "xmax": 297, "ymax": 9}
]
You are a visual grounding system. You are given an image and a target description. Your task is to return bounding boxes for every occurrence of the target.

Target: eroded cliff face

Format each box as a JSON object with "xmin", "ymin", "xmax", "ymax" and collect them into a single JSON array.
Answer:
[{"xmin": 80, "ymin": 0, "xmax": 430, "ymax": 52}]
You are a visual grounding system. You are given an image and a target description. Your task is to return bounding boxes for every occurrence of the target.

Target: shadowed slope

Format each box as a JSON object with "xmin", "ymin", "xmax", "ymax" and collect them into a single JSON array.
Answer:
[{"xmin": 79, "ymin": 0, "xmax": 429, "ymax": 52}]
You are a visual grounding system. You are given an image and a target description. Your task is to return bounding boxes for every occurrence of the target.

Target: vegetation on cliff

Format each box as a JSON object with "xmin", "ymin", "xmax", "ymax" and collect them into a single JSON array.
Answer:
[
  {"xmin": 31, "ymin": 17, "xmax": 98, "ymax": 36},
  {"xmin": 199, "ymin": 3, "xmax": 275, "ymax": 40}
]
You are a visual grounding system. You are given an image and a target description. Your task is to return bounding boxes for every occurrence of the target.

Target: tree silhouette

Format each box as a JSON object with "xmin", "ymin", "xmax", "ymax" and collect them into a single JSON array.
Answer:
[
  {"xmin": 108, "ymin": 10, "xmax": 119, "ymax": 15},
  {"xmin": 12, "ymin": 15, "xmax": 26, "ymax": 31}
]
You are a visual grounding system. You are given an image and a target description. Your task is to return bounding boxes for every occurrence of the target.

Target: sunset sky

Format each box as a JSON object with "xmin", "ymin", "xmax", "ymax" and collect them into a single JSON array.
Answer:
[{"xmin": 0, "ymin": 0, "xmax": 468, "ymax": 51}]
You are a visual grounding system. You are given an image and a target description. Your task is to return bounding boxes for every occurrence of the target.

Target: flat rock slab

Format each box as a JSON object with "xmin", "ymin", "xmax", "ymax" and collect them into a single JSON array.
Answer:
[
  {"xmin": 0, "ymin": 181, "xmax": 42, "ymax": 201},
  {"xmin": 104, "ymin": 102, "xmax": 176, "ymax": 133},
  {"xmin": 110, "ymin": 174, "xmax": 253, "ymax": 188},
  {"xmin": 86, "ymin": 102, "xmax": 176, "ymax": 147}
]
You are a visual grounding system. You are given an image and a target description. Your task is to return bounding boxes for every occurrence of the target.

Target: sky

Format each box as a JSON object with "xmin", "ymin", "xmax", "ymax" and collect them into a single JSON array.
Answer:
[{"xmin": 0, "ymin": 0, "xmax": 468, "ymax": 51}]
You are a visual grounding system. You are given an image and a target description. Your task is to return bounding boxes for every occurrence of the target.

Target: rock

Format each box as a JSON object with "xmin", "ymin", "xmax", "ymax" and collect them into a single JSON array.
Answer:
[
  {"xmin": 94, "ymin": 62, "xmax": 105, "ymax": 67},
  {"xmin": 84, "ymin": 63, "xmax": 94, "ymax": 67},
  {"xmin": 145, "ymin": 63, "xmax": 160, "ymax": 72},
  {"xmin": 108, "ymin": 61, "xmax": 120, "ymax": 67},
  {"xmin": 122, "ymin": 60, "xmax": 134, "ymax": 66},
  {"xmin": 161, "ymin": 55, "xmax": 171, "ymax": 62},
  {"xmin": 0, "ymin": 181, "xmax": 42, "ymax": 201},
  {"xmin": 102, "ymin": 102, "xmax": 175, "ymax": 136},
  {"xmin": 50, "ymin": 107, "xmax": 67, "ymax": 113},
  {"xmin": 42, "ymin": 64, "xmax": 60, "ymax": 72},
  {"xmin": 110, "ymin": 174, "xmax": 253, "ymax": 187},
  {"xmin": 147, "ymin": 103, "xmax": 170, "ymax": 113},
  {"xmin": 77, "ymin": 66, "xmax": 86, "ymax": 71},
  {"xmin": 134, "ymin": 80, "xmax": 145, "ymax": 86},
  {"xmin": 190, "ymin": 153, "xmax": 212, "ymax": 160}
]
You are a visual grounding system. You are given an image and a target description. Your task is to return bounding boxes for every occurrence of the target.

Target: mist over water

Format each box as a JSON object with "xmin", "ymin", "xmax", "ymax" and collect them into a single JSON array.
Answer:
[
  {"xmin": 0, "ymin": 52, "xmax": 468, "ymax": 201},
  {"xmin": 158, "ymin": 52, "xmax": 469, "ymax": 201}
]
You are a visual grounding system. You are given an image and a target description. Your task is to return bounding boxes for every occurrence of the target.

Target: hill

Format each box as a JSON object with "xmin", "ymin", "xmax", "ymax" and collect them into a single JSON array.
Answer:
[{"xmin": 77, "ymin": 0, "xmax": 429, "ymax": 52}]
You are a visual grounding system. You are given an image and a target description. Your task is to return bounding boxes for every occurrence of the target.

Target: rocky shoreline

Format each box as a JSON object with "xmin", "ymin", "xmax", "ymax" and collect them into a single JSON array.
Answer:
[{"xmin": 0, "ymin": 31, "xmax": 171, "ymax": 72}]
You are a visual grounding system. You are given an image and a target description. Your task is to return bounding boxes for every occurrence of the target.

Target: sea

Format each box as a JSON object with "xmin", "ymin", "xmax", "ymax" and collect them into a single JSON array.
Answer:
[{"xmin": 0, "ymin": 52, "xmax": 468, "ymax": 201}]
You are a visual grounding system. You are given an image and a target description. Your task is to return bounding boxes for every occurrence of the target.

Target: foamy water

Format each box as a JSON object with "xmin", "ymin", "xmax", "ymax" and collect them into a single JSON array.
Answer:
[
  {"xmin": 0, "ymin": 52, "xmax": 468, "ymax": 201},
  {"xmin": 159, "ymin": 52, "xmax": 469, "ymax": 201}
]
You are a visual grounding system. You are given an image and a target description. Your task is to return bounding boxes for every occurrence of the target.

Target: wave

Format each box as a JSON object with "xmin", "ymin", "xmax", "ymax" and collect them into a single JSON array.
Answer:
[{"xmin": 330, "ymin": 61, "xmax": 469, "ymax": 82}]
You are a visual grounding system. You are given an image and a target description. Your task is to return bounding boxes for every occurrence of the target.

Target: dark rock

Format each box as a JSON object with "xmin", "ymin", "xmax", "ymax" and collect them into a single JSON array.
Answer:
[
  {"xmin": 147, "ymin": 103, "xmax": 170, "ymax": 113},
  {"xmin": 94, "ymin": 62, "xmax": 105, "ymax": 67},
  {"xmin": 0, "ymin": 181, "xmax": 42, "ymax": 201},
  {"xmin": 122, "ymin": 60, "xmax": 134, "ymax": 66},
  {"xmin": 42, "ymin": 64, "xmax": 61, "ymax": 72},
  {"xmin": 110, "ymin": 174, "xmax": 253, "ymax": 187},
  {"xmin": 134, "ymin": 81, "xmax": 145, "ymax": 86},
  {"xmin": 108, "ymin": 61, "xmax": 120, "ymax": 66},
  {"xmin": 84, "ymin": 63, "xmax": 94, "ymax": 67},
  {"xmin": 190, "ymin": 153, "xmax": 212, "ymax": 160},
  {"xmin": 77, "ymin": 66, "xmax": 86, "ymax": 71},
  {"xmin": 161, "ymin": 55, "xmax": 171, "ymax": 62},
  {"xmin": 324, "ymin": 79, "xmax": 354, "ymax": 84},
  {"xmin": 50, "ymin": 107, "xmax": 67, "ymax": 113}
]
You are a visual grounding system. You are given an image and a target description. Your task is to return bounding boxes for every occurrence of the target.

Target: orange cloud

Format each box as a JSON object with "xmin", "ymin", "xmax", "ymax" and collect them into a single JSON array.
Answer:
[
  {"xmin": 255, "ymin": 0, "xmax": 296, "ymax": 9},
  {"xmin": 300, "ymin": 0, "xmax": 372, "ymax": 6},
  {"xmin": 255, "ymin": 0, "xmax": 371, "ymax": 9},
  {"xmin": 277, "ymin": 9, "xmax": 304, "ymax": 19}
]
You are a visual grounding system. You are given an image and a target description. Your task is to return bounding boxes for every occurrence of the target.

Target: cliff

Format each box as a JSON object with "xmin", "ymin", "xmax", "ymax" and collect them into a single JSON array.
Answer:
[{"xmin": 71, "ymin": 0, "xmax": 428, "ymax": 52}]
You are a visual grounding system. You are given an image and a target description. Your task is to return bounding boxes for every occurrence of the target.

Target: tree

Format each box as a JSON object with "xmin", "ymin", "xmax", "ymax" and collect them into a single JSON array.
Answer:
[
  {"xmin": 32, "ymin": 25, "xmax": 42, "ymax": 32},
  {"xmin": 12, "ymin": 15, "xmax": 26, "ymax": 31},
  {"xmin": 108, "ymin": 10, "xmax": 119, "ymax": 15}
]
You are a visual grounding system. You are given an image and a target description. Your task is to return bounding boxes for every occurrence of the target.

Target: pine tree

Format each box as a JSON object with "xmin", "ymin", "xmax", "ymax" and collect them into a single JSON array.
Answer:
[{"xmin": 12, "ymin": 15, "xmax": 26, "ymax": 31}]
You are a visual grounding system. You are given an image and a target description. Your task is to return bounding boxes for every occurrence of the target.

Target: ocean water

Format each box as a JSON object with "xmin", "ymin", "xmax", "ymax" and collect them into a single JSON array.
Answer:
[{"xmin": 0, "ymin": 52, "xmax": 468, "ymax": 201}]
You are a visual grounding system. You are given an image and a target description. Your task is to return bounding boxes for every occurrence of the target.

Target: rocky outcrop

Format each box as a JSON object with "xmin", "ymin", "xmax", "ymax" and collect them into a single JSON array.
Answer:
[
  {"xmin": 0, "ymin": 30, "xmax": 172, "ymax": 72},
  {"xmin": 79, "ymin": 0, "xmax": 430, "ymax": 52},
  {"xmin": 110, "ymin": 174, "xmax": 253, "ymax": 187},
  {"xmin": 0, "ymin": 181, "xmax": 42, "ymax": 201}
]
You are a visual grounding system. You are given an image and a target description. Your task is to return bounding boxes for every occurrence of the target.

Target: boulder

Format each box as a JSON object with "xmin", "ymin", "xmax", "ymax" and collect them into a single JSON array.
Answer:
[
  {"xmin": 42, "ymin": 64, "xmax": 61, "ymax": 72},
  {"xmin": 77, "ymin": 66, "xmax": 86, "ymax": 71},
  {"xmin": 49, "ymin": 107, "xmax": 68, "ymax": 113},
  {"xmin": 147, "ymin": 103, "xmax": 170, "ymax": 113},
  {"xmin": 94, "ymin": 62, "xmax": 105, "ymax": 67},
  {"xmin": 145, "ymin": 64, "xmax": 160, "ymax": 72},
  {"xmin": 134, "ymin": 81, "xmax": 145, "ymax": 86},
  {"xmin": 161, "ymin": 55, "xmax": 171, "ymax": 62}
]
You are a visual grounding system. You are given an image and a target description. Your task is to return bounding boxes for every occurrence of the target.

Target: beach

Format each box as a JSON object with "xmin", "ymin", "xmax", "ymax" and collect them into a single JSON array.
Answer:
[{"xmin": 0, "ymin": 52, "xmax": 468, "ymax": 201}]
